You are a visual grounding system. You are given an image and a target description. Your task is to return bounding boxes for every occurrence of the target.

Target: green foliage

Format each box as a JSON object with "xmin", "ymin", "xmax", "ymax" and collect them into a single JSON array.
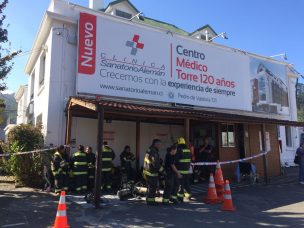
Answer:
[
  {"xmin": 298, "ymin": 108, "xmax": 304, "ymax": 122},
  {"xmin": 0, "ymin": 99, "xmax": 4, "ymax": 125},
  {"xmin": 7, "ymin": 124, "xmax": 45, "ymax": 187},
  {"xmin": 297, "ymin": 83, "xmax": 304, "ymax": 122},
  {"xmin": 297, "ymin": 92, "xmax": 304, "ymax": 110}
]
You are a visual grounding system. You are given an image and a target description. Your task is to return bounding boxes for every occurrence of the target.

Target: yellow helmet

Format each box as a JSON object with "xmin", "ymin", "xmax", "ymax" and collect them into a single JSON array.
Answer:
[{"xmin": 177, "ymin": 137, "xmax": 186, "ymax": 145}]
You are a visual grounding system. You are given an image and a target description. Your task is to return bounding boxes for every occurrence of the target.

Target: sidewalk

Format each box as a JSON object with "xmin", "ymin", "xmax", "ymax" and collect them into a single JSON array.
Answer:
[
  {"xmin": 0, "ymin": 166, "xmax": 302, "ymax": 227},
  {"xmin": 192, "ymin": 166, "xmax": 299, "ymax": 195}
]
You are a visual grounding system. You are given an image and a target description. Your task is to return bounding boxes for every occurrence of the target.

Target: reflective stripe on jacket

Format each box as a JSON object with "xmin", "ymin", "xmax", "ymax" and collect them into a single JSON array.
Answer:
[
  {"xmin": 176, "ymin": 144, "xmax": 191, "ymax": 174},
  {"xmin": 51, "ymin": 151, "xmax": 66, "ymax": 175},
  {"xmin": 143, "ymin": 146, "xmax": 163, "ymax": 177},
  {"xmin": 101, "ymin": 146, "xmax": 115, "ymax": 172},
  {"xmin": 72, "ymin": 151, "xmax": 88, "ymax": 175}
]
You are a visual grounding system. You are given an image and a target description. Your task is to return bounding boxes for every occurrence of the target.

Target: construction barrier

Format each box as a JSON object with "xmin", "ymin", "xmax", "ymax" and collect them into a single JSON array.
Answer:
[
  {"xmin": 53, "ymin": 191, "xmax": 70, "ymax": 228},
  {"xmin": 221, "ymin": 180, "xmax": 236, "ymax": 212},
  {"xmin": 0, "ymin": 147, "xmax": 57, "ymax": 157},
  {"xmin": 203, "ymin": 173, "xmax": 221, "ymax": 204},
  {"xmin": 191, "ymin": 150, "xmax": 269, "ymax": 166}
]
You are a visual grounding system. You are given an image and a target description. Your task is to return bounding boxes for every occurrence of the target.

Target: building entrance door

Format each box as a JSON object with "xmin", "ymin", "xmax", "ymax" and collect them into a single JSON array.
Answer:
[{"xmin": 190, "ymin": 122, "xmax": 219, "ymax": 162}]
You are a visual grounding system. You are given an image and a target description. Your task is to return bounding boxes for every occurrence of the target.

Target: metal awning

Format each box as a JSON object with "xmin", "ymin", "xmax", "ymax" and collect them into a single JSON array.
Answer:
[{"xmin": 66, "ymin": 96, "xmax": 304, "ymax": 126}]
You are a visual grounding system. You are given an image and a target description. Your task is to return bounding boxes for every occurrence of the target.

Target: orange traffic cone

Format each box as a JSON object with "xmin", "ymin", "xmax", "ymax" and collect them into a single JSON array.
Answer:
[
  {"xmin": 221, "ymin": 180, "xmax": 236, "ymax": 212},
  {"xmin": 215, "ymin": 161, "xmax": 225, "ymax": 202},
  {"xmin": 53, "ymin": 191, "xmax": 69, "ymax": 228},
  {"xmin": 203, "ymin": 173, "xmax": 221, "ymax": 204}
]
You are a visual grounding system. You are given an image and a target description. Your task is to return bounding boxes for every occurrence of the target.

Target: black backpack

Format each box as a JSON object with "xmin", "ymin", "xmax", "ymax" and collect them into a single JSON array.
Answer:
[{"xmin": 294, "ymin": 153, "xmax": 300, "ymax": 165}]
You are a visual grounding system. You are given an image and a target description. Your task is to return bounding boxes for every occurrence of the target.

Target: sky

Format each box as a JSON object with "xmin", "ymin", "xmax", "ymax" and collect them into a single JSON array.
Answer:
[{"xmin": 4, "ymin": 0, "xmax": 304, "ymax": 93}]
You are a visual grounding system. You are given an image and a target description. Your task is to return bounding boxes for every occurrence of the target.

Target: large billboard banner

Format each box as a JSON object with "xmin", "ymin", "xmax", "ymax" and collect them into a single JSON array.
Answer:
[{"xmin": 77, "ymin": 12, "xmax": 289, "ymax": 115}]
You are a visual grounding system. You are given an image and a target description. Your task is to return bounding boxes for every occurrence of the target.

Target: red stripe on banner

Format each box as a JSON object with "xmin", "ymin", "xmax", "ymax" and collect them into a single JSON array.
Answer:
[{"xmin": 78, "ymin": 13, "xmax": 97, "ymax": 75}]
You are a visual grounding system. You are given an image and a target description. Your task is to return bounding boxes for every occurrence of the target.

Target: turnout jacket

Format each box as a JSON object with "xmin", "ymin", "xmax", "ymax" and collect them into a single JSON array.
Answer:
[
  {"xmin": 51, "ymin": 151, "xmax": 69, "ymax": 176},
  {"xmin": 143, "ymin": 146, "xmax": 164, "ymax": 177},
  {"xmin": 71, "ymin": 150, "xmax": 88, "ymax": 175},
  {"xmin": 176, "ymin": 143, "xmax": 191, "ymax": 174},
  {"xmin": 87, "ymin": 152, "xmax": 96, "ymax": 169},
  {"xmin": 120, "ymin": 151, "xmax": 135, "ymax": 168},
  {"xmin": 101, "ymin": 145, "xmax": 115, "ymax": 172}
]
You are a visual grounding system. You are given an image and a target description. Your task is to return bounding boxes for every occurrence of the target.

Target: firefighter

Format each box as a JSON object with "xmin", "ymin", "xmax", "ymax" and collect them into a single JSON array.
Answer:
[
  {"xmin": 176, "ymin": 137, "xmax": 192, "ymax": 202},
  {"xmin": 71, "ymin": 145, "xmax": 88, "ymax": 194},
  {"xmin": 143, "ymin": 139, "xmax": 164, "ymax": 205},
  {"xmin": 51, "ymin": 145, "xmax": 69, "ymax": 194},
  {"xmin": 86, "ymin": 146, "xmax": 96, "ymax": 192},
  {"xmin": 162, "ymin": 145, "xmax": 182, "ymax": 205},
  {"xmin": 120, "ymin": 145, "xmax": 135, "ymax": 182},
  {"xmin": 101, "ymin": 142, "xmax": 116, "ymax": 191}
]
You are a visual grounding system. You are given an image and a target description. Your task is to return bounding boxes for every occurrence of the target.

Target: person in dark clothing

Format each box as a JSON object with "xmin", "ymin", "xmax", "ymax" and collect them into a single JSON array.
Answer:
[
  {"xmin": 162, "ymin": 145, "xmax": 182, "ymax": 205},
  {"xmin": 120, "ymin": 145, "xmax": 135, "ymax": 182},
  {"xmin": 143, "ymin": 139, "xmax": 164, "ymax": 205},
  {"xmin": 198, "ymin": 137, "xmax": 214, "ymax": 180},
  {"xmin": 51, "ymin": 145, "xmax": 69, "ymax": 194},
  {"xmin": 296, "ymin": 143, "xmax": 304, "ymax": 184},
  {"xmin": 176, "ymin": 137, "xmax": 192, "ymax": 202},
  {"xmin": 101, "ymin": 142, "xmax": 116, "ymax": 191},
  {"xmin": 72, "ymin": 145, "xmax": 88, "ymax": 194},
  {"xmin": 86, "ymin": 146, "xmax": 96, "ymax": 191}
]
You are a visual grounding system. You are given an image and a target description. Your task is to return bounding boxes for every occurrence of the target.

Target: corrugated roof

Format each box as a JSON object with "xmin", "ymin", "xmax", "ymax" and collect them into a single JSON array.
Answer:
[{"xmin": 68, "ymin": 97, "xmax": 304, "ymax": 126}]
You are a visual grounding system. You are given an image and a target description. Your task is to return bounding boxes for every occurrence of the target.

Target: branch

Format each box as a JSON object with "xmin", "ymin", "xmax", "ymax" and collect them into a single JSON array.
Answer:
[{"xmin": 0, "ymin": 50, "xmax": 21, "ymax": 65}]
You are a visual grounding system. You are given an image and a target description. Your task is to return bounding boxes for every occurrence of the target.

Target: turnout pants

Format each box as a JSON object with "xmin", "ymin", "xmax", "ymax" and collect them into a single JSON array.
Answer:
[
  {"xmin": 87, "ymin": 167, "xmax": 95, "ymax": 191},
  {"xmin": 146, "ymin": 176, "xmax": 158, "ymax": 203},
  {"xmin": 102, "ymin": 171, "xmax": 112, "ymax": 190},
  {"xmin": 54, "ymin": 173, "xmax": 69, "ymax": 193},
  {"xmin": 163, "ymin": 174, "xmax": 179, "ymax": 203},
  {"xmin": 178, "ymin": 174, "xmax": 191, "ymax": 200},
  {"xmin": 74, "ymin": 174, "xmax": 87, "ymax": 192}
]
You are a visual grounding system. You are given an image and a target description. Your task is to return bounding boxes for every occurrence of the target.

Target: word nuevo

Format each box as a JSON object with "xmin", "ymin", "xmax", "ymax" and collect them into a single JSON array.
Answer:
[{"xmin": 78, "ymin": 13, "xmax": 97, "ymax": 75}]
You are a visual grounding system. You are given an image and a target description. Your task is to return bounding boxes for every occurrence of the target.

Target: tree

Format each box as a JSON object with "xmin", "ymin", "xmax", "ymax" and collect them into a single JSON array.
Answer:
[
  {"xmin": 0, "ymin": 0, "xmax": 21, "ymax": 91},
  {"xmin": 7, "ymin": 124, "xmax": 45, "ymax": 187}
]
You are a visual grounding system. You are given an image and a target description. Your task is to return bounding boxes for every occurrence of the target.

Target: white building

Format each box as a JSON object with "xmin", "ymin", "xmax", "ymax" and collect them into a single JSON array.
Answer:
[
  {"xmin": 15, "ymin": 85, "xmax": 28, "ymax": 124},
  {"xmin": 21, "ymin": 0, "xmax": 217, "ymax": 149},
  {"xmin": 17, "ymin": 0, "xmax": 301, "ymax": 177},
  {"xmin": 278, "ymin": 66, "xmax": 300, "ymax": 166}
]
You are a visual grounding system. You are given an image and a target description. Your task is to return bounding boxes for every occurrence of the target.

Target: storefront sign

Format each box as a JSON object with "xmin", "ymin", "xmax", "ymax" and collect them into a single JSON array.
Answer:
[{"xmin": 77, "ymin": 12, "xmax": 289, "ymax": 116}]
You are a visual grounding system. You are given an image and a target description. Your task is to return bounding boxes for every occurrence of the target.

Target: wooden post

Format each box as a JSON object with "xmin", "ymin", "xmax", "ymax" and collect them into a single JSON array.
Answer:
[
  {"xmin": 185, "ymin": 118, "xmax": 190, "ymax": 144},
  {"xmin": 136, "ymin": 120, "xmax": 140, "ymax": 174},
  {"xmin": 94, "ymin": 106, "xmax": 104, "ymax": 208},
  {"xmin": 261, "ymin": 124, "xmax": 269, "ymax": 184},
  {"xmin": 65, "ymin": 105, "xmax": 72, "ymax": 145}
]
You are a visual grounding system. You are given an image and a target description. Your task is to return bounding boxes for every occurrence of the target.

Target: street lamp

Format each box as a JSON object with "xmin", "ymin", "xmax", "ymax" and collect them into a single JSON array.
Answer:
[
  {"xmin": 207, "ymin": 32, "xmax": 228, "ymax": 42},
  {"xmin": 270, "ymin": 53, "xmax": 287, "ymax": 60}
]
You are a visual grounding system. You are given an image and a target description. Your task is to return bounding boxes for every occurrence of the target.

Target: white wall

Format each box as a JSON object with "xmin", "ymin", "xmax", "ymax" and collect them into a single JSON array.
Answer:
[
  {"xmin": 279, "ymin": 74, "xmax": 299, "ymax": 166},
  {"xmin": 70, "ymin": 118, "xmax": 184, "ymax": 167},
  {"xmin": 44, "ymin": 22, "xmax": 77, "ymax": 146},
  {"xmin": 139, "ymin": 123, "xmax": 184, "ymax": 166},
  {"xmin": 279, "ymin": 126, "xmax": 298, "ymax": 166},
  {"xmin": 16, "ymin": 88, "xmax": 28, "ymax": 124}
]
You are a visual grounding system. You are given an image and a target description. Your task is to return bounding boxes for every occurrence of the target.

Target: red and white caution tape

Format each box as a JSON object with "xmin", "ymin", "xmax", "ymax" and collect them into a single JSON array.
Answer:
[
  {"xmin": 191, "ymin": 151, "xmax": 269, "ymax": 166},
  {"xmin": 0, "ymin": 147, "xmax": 56, "ymax": 157}
]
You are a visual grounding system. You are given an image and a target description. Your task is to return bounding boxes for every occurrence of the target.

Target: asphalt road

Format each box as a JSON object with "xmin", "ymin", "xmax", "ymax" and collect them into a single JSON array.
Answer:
[{"xmin": 1, "ymin": 168, "xmax": 304, "ymax": 228}]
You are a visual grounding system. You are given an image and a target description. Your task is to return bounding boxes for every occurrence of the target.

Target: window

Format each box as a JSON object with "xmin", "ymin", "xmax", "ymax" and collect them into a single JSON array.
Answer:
[
  {"xmin": 221, "ymin": 124, "xmax": 235, "ymax": 147},
  {"xmin": 285, "ymin": 126, "xmax": 292, "ymax": 147},
  {"xmin": 39, "ymin": 54, "xmax": 46, "ymax": 87},
  {"xmin": 30, "ymin": 71, "xmax": 35, "ymax": 100},
  {"xmin": 115, "ymin": 9, "xmax": 132, "ymax": 19}
]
